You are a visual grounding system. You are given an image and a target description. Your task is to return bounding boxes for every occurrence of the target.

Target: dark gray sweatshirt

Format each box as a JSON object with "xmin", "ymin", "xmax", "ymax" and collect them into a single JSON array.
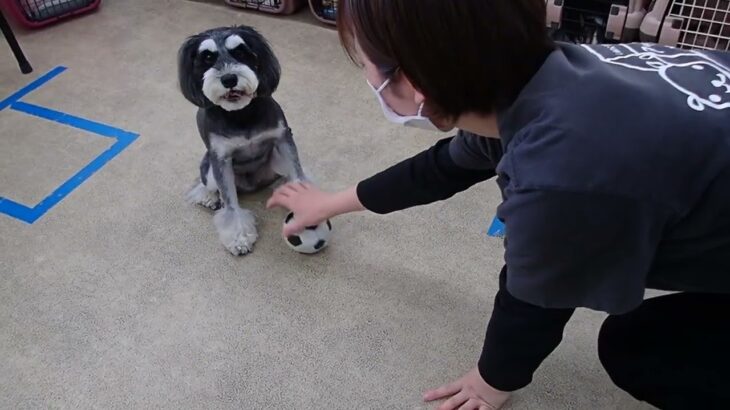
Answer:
[{"xmin": 356, "ymin": 42, "xmax": 730, "ymax": 391}]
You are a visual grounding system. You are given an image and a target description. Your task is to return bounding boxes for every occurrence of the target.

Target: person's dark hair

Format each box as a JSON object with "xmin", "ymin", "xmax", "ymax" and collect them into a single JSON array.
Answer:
[{"xmin": 337, "ymin": 0, "xmax": 554, "ymax": 118}]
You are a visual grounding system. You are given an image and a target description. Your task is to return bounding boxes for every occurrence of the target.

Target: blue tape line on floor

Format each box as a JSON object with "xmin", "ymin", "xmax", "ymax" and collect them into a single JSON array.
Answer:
[
  {"xmin": 0, "ymin": 197, "xmax": 35, "ymax": 223},
  {"xmin": 0, "ymin": 137, "xmax": 136, "ymax": 224},
  {"xmin": 11, "ymin": 101, "xmax": 138, "ymax": 141},
  {"xmin": 0, "ymin": 66, "xmax": 67, "ymax": 111},
  {"xmin": 0, "ymin": 66, "xmax": 139, "ymax": 224},
  {"xmin": 487, "ymin": 216, "xmax": 505, "ymax": 237}
]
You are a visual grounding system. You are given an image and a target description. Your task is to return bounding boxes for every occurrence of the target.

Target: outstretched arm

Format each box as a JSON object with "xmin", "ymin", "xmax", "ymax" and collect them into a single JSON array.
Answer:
[
  {"xmin": 268, "ymin": 131, "xmax": 498, "ymax": 235},
  {"xmin": 356, "ymin": 132, "xmax": 497, "ymax": 214}
]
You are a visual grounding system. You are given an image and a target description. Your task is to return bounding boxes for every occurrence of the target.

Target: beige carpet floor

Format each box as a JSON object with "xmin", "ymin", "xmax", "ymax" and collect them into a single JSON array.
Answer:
[{"xmin": 0, "ymin": 0, "xmax": 652, "ymax": 408}]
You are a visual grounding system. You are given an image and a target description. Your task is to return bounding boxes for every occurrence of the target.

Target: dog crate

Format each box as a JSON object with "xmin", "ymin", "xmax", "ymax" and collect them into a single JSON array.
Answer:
[
  {"xmin": 546, "ymin": 0, "xmax": 647, "ymax": 43},
  {"xmin": 3, "ymin": 0, "xmax": 100, "ymax": 28},
  {"xmin": 224, "ymin": 0, "xmax": 305, "ymax": 15},
  {"xmin": 309, "ymin": 0, "xmax": 336, "ymax": 25},
  {"xmin": 640, "ymin": 0, "xmax": 730, "ymax": 51}
]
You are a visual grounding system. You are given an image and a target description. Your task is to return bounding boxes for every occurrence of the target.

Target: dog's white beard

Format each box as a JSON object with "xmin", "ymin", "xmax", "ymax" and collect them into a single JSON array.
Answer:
[{"xmin": 202, "ymin": 63, "xmax": 259, "ymax": 111}]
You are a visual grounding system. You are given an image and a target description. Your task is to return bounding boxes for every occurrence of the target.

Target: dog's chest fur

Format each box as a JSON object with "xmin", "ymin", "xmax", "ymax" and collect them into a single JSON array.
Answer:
[
  {"xmin": 198, "ymin": 98, "xmax": 287, "ymax": 166},
  {"xmin": 209, "ymin": 124, "xmax": 284, "ymax": 159}
]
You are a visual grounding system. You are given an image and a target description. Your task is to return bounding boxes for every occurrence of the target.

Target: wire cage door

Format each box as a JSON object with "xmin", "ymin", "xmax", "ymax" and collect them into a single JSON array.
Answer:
[
  {"xmin": 666, "ymin": 0, "xmax": 730, "ymax": 50},
  {"xmin": 642, "ymin": 0, "xmax": 730, "ymax": 51}
]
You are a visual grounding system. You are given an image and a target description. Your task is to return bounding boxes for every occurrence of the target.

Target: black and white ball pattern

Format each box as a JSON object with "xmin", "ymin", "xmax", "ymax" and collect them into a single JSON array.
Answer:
[{"xmin": 283, "ymin": 212, "xmax": 332, "ymax": 254}]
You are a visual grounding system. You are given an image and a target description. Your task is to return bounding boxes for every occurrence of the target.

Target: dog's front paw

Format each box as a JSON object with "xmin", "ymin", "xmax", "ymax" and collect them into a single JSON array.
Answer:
[
  {"xmin": 186, "ymin": 182, "xmax": 222, "ymax": 210},
  {"xmin": 213, "ymin": 208, "xmax": 258, "ymax": 256}
]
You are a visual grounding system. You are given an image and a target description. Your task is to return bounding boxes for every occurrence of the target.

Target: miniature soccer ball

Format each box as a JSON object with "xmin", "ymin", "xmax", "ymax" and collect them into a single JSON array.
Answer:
[{"xmin": 283, "ymin": 212, "xmax": 332, "ymax": 254}]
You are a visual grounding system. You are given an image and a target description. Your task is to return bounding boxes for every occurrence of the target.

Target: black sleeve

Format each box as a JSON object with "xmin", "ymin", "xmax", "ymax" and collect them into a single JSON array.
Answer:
[
  {"xmin": 356, "ymin": 132, "xmax": 497, "ymax": 214},
  {"xmin": 478, "ymin": 267, "xmax": 575, "ymax": 392}
]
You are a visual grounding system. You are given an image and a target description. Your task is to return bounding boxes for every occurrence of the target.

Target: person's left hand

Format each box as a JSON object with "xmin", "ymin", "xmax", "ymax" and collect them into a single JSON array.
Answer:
[
  {"xmin": 423, "ymin": 367, "xmax": 511, "ymax": 410},
  {"xmin": 267, "ymin": 182, "xmax": 334, "ymax": 236}
]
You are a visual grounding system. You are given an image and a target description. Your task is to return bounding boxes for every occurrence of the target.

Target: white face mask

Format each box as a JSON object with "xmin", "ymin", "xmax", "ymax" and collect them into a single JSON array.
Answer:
[{"xmin": 368, "ymin": 78, "xmax": 440, "ymax": 132}]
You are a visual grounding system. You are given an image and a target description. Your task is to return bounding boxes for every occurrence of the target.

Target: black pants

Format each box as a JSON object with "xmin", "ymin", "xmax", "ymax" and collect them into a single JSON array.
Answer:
[{"xmin": 598, "ymin": 292, "xmax": 730, "ymax": 409}]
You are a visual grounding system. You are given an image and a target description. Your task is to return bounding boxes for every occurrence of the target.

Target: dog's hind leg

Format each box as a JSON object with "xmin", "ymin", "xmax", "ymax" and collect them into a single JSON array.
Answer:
[
  {"xmin": 270, "ymin": 127, "xmax": 308, "ymax": 184},
  {"xmin": 185, "ymin": 152, "xmax": 222, "ymax": 210}
]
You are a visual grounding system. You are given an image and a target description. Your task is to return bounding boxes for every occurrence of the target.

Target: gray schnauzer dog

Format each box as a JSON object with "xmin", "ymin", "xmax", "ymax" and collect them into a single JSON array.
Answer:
[{"xmin": 178, "ymin": 26, "xmax": 307, "ymax": 256}]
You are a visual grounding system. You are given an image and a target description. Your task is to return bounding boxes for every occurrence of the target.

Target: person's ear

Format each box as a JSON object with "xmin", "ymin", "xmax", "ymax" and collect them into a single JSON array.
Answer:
[
  {"xmin": 401, "ymin": 74, "xmax": 426, "ymax": 105},
  {"xmin": 413, "ymin": 89, "xmax": 426, "ymax": 106}
]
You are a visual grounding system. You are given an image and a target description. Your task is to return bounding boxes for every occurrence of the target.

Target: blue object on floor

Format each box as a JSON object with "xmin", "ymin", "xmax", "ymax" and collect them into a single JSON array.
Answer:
[
  {"xmin": 0, "ymin": 66, "xmax": 139, "ymax": 224},
  {"xmin": 487, "ymin": 216, "xmax": 505, "ymax": 238}
]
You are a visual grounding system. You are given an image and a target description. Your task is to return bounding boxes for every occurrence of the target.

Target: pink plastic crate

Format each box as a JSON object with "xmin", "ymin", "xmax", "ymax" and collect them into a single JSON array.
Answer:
[
  {"xmin": 3, "ymin": 0, "xmax": 101, "ymax": 29},
  {"xmin": 224, "ymin": 0, "xmax": 305, "ymax": 15}
]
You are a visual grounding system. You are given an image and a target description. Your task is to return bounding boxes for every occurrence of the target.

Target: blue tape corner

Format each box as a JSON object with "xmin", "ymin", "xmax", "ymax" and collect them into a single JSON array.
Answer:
[
  {"xmin": 487, "ymin": 216, "xmax": 505, "ymax": 238},
  {"xmin": 0, "ymin": 66, "xmax": 139, "ymax": 224}
]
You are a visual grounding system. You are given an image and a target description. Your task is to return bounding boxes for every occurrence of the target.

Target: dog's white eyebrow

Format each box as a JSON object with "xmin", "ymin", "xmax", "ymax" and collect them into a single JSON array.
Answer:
[
  {"xmin": 198, "ymin": 39, "xmax": 217, "ymax": 53},
  {"xmin": 225, "ymin": 35, "xmax": 245, "ymax": 50}
]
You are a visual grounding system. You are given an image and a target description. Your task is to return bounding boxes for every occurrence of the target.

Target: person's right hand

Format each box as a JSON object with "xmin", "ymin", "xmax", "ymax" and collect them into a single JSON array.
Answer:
[
  {"xmin": 424, "ymin": 367, "xmax": 511, "ymax": 410},
  {"xmin": 266, "ymin": 182, "xmax": 337, "ymax": 236}
]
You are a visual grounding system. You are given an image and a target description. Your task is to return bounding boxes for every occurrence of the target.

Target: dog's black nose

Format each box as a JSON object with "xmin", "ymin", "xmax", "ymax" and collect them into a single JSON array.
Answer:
[{"xmin": 221, "ymin": 74, "xmax": 238, "ymax": 89}]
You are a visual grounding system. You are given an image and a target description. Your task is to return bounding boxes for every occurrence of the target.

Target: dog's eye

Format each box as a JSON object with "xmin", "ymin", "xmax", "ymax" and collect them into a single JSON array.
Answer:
[
  {"xmin": 200, "ymin": 50, "xmax": 217, "ymax": 65},
  {"xmin": 231, "ymin": 45, "xmax": 257, "ymax": 66}
]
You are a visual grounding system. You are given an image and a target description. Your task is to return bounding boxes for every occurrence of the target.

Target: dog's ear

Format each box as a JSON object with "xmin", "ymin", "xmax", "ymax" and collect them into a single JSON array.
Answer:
[
  {"xmin": 234, "ymin": 26, "xmax": 281, "ymax": 97},
  {"xmin": 178, "ymin": 34, "xmax": 208, "ymax": 107}
]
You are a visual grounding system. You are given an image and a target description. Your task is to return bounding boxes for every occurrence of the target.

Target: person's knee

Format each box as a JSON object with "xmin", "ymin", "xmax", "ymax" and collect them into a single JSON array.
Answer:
[{"xmin": 598, "ymin": 315, "xmax": 638, "ymax": 394}]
